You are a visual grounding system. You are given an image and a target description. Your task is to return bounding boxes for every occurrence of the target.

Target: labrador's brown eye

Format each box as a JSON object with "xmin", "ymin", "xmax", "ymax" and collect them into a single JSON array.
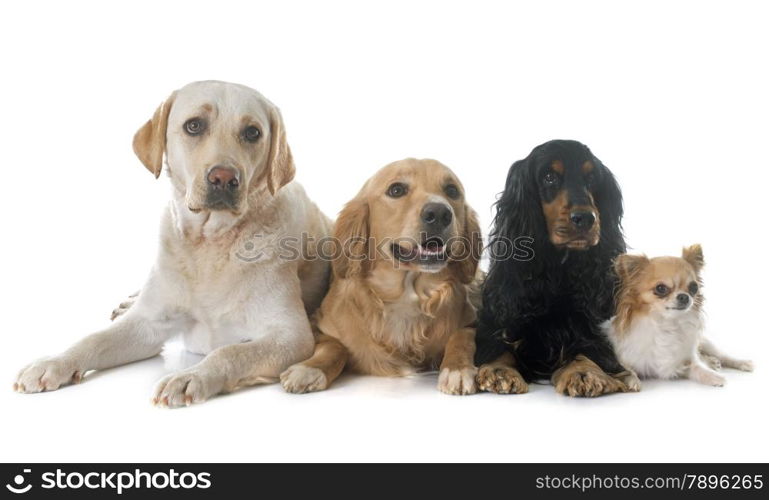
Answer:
[
  {"xmin": 387, "ymin": 182, "xmax": 408, "ymax": 198},
  {"xmin": 243, "ymin": 125, "xmax": 260, "ymax": 143},
  {"xmin": 184, "ymin": 118, "xmax": 206, "ymax": 136},
  {"xmin": 445, "ymin": 184, "xmax": 460, "ymax": 199},
  {"xmin": 654, "ymin": 283, "xmax": 670, "ymax": 297}
]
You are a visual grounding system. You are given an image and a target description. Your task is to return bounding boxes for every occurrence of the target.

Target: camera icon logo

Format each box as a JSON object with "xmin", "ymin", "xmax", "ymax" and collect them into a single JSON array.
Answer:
[{"xmin": 5, "ymin": 469, "xmax": 32, "ymax": 494}]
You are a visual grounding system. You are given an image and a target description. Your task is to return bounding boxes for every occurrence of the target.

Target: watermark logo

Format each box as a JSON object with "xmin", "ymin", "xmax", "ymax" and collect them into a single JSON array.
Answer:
[{"xmin": 5, "ymin": 469, "xmax": 32, "ymax": 494}]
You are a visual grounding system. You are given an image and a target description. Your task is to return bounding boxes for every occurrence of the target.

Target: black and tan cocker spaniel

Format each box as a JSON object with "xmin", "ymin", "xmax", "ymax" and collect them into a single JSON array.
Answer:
[{"xmin": 474, "ymin": 139, "xmax": 640, "ymax": 397}]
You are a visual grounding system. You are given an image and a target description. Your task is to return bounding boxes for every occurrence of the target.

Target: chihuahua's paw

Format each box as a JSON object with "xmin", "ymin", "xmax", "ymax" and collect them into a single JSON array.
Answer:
[
  {"xmin": 702, "ymin": 354, "xmax": 722, "ymax": 371},
  {"xmin": 14, "ymin": 357, "xmax": 82, "ymax": 393},
  {"xmin": 733, "ymin": 360, "xmax": 754, "ymax": 372},
  {"xmin": 476, "ymin": 364, "xmax": 528, "ymax": 394},
  {"xmin": 280, "ymin": 364, "xmax": 329, "ymax": 394},
  {"xmin": 152, "ymin": 368, "xmax": 224, "ymax": 408},
  {"xmin": 438, "ymin": 366, "xmax": 477, "ymax": 395},
  {"xmin": 617, "ymin": 370, "xmax": 642, "ymax": 392}
]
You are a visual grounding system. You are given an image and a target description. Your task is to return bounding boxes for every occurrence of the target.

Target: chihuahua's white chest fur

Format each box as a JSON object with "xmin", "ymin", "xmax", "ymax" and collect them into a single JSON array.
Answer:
[{"xmin": 603, "ymin": 311, "xmax": 703, "ymax": 380}]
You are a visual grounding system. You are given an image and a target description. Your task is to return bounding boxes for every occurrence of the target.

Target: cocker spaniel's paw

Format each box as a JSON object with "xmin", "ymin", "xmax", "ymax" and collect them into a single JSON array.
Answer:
[
  {"xmin": 553, "ymin": 357, "xmax": 625, "ymax": 398},
  {"xmin": 476, "ymin": 364, "xmax": 528, "ymax": 394},
  {"xmin": 280, "ymin": 364, "xmax": 329, "ymax": 394},
  {"xmin": 438, "ymin": 366, "xmax": 478, "ymax": 395},
  {"xmin": 152, "ymin": 368, "xmax": 224, "ymax": 408},
  {"xmin": 14, "ymin": 357, "xmax": 82, "ymax": 393}
]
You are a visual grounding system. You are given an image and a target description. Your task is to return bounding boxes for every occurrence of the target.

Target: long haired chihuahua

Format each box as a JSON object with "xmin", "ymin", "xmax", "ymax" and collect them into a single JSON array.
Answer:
[{"xmin": 603, "ymin": 244, "xmax": 753, "ymax": 387}]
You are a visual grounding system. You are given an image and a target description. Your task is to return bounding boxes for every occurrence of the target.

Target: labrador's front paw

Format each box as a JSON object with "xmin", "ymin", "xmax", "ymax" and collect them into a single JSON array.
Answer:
[
  {"xmin": 438, "ymin": 365, "xmax": 478, "ymax": 395},
  {"xmin": 152, "ymin": 368, "xmax": 224, "ymax": 408},
  {"xmin": 15, "ymin": 357, "xmax": 82, "ymax": 393}
]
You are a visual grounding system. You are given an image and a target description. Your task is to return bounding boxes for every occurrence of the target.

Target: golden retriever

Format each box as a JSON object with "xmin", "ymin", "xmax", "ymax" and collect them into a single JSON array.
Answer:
[{"xmin": 280, "ymin": 158, "xmax": 482, "ymax": 395}]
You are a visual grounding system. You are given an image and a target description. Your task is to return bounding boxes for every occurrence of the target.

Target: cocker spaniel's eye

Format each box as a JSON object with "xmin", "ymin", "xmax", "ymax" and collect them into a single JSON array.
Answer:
[
  {"xmin": 387, "ymin": 182, "xmax": 408, "ymax": 198},
  {"xmin": 445, "ymin": 184, "xmax": 460, "ymax": 199},
  {"xmin": 654, "ymin": 283, "xmax": 670, "ymax": 297},
  {"xmin": 184, "ymin": 118, "xmax": 206, "ymax": 136},
  {"xmin": 688, "ymin": 281, "xmax": 699, "ymax": 295},
  {"xmin": 543, "ymin": 172, "xmax": 558, "ymax": 186},
  {"xmin": 243, "ymin": 126, "xmax": 261, "ymax": 143}
]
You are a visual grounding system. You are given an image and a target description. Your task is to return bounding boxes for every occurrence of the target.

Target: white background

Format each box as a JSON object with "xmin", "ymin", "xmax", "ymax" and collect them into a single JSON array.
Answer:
[{"xmin": 1, "ymin": 0, "xmax": 767, "ymax": 463}]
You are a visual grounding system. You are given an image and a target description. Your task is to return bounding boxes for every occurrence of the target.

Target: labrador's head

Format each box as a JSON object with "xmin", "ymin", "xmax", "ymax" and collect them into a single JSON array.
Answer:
[{"xmin": 133, "ymin": 81, "xmax": 294, "ymax": 216}]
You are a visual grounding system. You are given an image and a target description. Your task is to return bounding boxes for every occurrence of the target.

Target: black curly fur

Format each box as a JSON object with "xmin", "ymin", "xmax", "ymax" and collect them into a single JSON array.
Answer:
[{"xmin": 474, "ymin": 140, "xmax": 627, "ymax": 380}]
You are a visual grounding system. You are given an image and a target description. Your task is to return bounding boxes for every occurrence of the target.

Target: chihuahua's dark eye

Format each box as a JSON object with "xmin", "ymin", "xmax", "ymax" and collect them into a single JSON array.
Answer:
[
  {"xmin": 444, "ymin": 184, "xmax": 460, "ymax": 199},
  {"xmin": 243, "ymin": 125, "xmax": 261, "ymax": 143},
  {"xmin": 184, "ymin": 118, "xmax": 206, "ymax": 136},
  {"xmin": 688, "ymin": 281, "xmax": 699, "ymax": 295},
  {"xmin": 654, "ymin": 283, "xmax": 670, "ymax": 297},
  {"xmin": 387, "ymin": 182, "xmax": 408, "ymax": 198},
  {"xmin": 543, "ymin": 171, "xmax": 558, "ymax": 186}
]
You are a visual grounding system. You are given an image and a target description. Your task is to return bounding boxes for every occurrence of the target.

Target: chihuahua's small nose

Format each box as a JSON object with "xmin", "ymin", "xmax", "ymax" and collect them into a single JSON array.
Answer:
[
  {"xmin": 207, "ymin": 166, "xmax": 240, "ymax": 190},
  {"xmin": 421, "ymin": 203, "xmax": 453, "ymax": 229},
  {"xmin": 570, "ymin": 211, "xmax": 595, "ymax": 230},
  {"xmin": 677, "ymin": 293, "xmax": 690, "ymax": 306}
]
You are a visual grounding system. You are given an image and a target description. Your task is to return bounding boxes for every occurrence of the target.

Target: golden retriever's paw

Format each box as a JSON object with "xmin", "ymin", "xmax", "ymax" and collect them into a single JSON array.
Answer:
[
  {"xmin": 554, "ymin": 368, "xmax": 622, "ymax": 398},
  {"xmin": 438, "ymin": 366, "xmax": 478, "ymax": 395},
  {"xmin": 476, "ymin": 364, "xmax": 528, "ymax": 394},
  {"xmin": 152, "ymin": 368, "xmax": 223, "ymax": 408},
  {"xmin": 14, "ymin": 357, "xmax": 82, "ymax": 393},
  {"xmin": 280, "ymin": 365, "xmax": 328, "ymax": 394}
]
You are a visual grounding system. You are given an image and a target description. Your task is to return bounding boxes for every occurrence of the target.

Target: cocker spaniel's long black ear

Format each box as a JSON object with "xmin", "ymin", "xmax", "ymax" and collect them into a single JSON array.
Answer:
[
  {"xmin": 481, "ymin": 155, "xmax": 548, "ymax": 322},
  {"xmin": 593, "ymin": 157, "xmax": 626, "ymax": 254}
]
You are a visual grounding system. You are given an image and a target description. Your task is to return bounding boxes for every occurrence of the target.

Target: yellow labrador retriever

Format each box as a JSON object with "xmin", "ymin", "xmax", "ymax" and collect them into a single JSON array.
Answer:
[{"xmin": 15, "ymin": 81, "xmax": 332, "ymax": 407}]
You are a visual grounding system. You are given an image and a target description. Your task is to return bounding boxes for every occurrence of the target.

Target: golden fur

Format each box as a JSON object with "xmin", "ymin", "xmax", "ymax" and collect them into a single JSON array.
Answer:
[{"xmin": 280, "ymin": 158, "xmax": 483, "ymax": 395}]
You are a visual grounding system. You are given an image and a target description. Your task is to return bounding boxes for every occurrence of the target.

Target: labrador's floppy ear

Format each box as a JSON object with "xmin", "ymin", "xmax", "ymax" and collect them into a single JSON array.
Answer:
[
  {"xmin": 264, "ymin": 106, "xmax": 296, "ymax": 195},
  {"xmin": 133, "ymin": 92, "xmax": 176, "ymax": 178},
  {"xmin": 333, "ymin": 196, "xmax": 370, "ymax": 279},
  {"xmin": 450, "ymin": 206, "xmax": 483, "ymax": 284},
  {"xmin": 682, "ymin": 244, "xmax": 704, "ymax": 273}
]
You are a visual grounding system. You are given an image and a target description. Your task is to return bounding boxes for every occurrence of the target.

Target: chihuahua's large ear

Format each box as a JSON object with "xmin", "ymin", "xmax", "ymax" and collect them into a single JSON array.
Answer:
[
  {"xmin": 133, "ymin": 92, "xmax": 176, "ymax": 178},
  {"xmin": 614, "ymin": 253, "xmax": 649, "ymax": 281},
  {"xmin": 450, "ymin": 206, "xmax": 483, "ymax": 284},
  {"xmin": 333, "ymin": 196, "xmax": 370, "ymax": 279},
  {"xmin": 682, "ymin": 244, "xmax": 705, "ymax": 272},
  {"xmin": 265, "ymin": 106, "xmax": 296, "ymax": 195}
]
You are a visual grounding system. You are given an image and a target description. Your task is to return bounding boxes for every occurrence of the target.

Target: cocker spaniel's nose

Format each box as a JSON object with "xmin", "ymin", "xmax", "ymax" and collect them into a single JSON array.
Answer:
[
  {"xmin": 421, "ymin": 203, "xmax": 453, "ymax": 229},
  {"xmin": 207, "ymin": 166, "xmax": 240, "ymax": 190},
  {"xmin": 570, "ymin": 210, "xmax": 595, "ymax": 230}
]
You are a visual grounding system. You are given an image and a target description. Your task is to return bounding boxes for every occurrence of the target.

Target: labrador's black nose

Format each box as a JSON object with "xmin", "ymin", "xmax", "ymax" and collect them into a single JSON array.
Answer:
[
  {"xmin": 421, "ymin": 203, "xmax": 453, "ymax": 229},
  {"xmin": 207, "ymin": 166, "xmax": 240, "ymax": 190},
  {"xmin": 570, "ymin": 210, "xmax": 595, "ymax": 230}
]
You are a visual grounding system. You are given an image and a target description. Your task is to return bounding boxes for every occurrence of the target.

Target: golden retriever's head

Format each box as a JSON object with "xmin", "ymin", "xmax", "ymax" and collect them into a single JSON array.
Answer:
[
  {"xmin": 132, "ymin": 81, "xmax": 294, "ymax": 217},
  {"xmin": 334, "ymin": 158, "xmax": 481, "ymax": 282}
]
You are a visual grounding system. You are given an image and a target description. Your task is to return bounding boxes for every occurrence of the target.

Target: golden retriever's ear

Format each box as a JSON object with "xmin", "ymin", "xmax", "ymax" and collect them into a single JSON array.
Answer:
[
  {"xmin": 614, "ymin": 254, "xmax": 649, "ymax": 281},
  {"xmin": 682, "ymin": 244, "xmax": 704, "ymax": 272},
  {"xmin": 450, "ymin": 206, "xmax": 483, "ymax": 284},
  {"xmin": 333, "ymin": 197, "xmax": 369, "ymax": 279},
  {"xmin": 265, "ymin": 107, "xmax": 296, "ymax": 195},
  {"xmin": 132, "ymin": 92, "xmax": 176, "ymax": 178}
]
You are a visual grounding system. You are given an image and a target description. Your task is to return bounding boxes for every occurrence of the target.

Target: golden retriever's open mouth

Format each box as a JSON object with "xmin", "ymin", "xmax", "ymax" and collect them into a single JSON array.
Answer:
[{"xmin": 391, "ymin": 237, "xmax": 448, "ymax": 270}]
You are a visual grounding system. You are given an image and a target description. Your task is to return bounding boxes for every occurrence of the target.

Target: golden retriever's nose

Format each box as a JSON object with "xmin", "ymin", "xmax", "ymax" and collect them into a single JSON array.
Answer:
[
  {"xmin": 421, "ymin": 202, "xmax": 453, "ymax": 230},
  {"xmin": 207, "ymin": 166, "xmax": 240, "ymax": 190}
]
